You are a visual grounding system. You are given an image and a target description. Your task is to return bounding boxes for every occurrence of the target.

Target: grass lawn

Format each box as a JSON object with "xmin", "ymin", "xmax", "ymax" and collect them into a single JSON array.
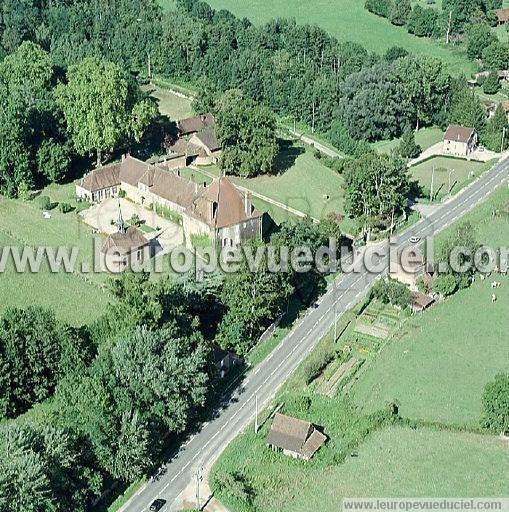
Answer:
[
  {"xmin": 373, "ymin": 127, "xmax": 444, "ymax": 155},
  {"xmin": 0, "ymin": 184, "xmax": 111, "ymax": 325},
  {"xmin": 351, "ymin": 187, "xmax": 509, "ymax": 427},
  {"xmin": 409, "ymin": 157, "xmax": 495, "ymax": 201},
  {"xmin": 229, "ymin": 145, "xmax": 347, "ymax": 221},
  {"xmin": 202, "ymin": 0, "xmax": 474, "ymax": 76},
  {"xmin": 214, "ymin": 424, "xmax": 507, "ymax": 511},
  {"xmin": 142, "ymin": 84, "xmax": 193, "ymax": 120}
]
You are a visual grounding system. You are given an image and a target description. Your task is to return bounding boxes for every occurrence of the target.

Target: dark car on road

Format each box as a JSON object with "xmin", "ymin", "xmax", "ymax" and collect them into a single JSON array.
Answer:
[{"xmin": 149, "ymin": 499, "xmax": 167, "ymax": 511}]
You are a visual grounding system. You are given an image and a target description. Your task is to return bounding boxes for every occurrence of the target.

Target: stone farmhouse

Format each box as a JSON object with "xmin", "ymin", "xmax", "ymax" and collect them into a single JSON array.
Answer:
[
  {"xmin": 76, "ymin": 155, "xmax": 263, "ymax": 249},
  {"xmin": 168, "ymin": 113, "xmax": 221, "ymax": 165},
  {"xmin": 443, "ymin": 124, "xmax": 478, "ymax": 157},
  {"xmin": 266, "ymin": 413, "xmax": 327, "ymax": 461}
]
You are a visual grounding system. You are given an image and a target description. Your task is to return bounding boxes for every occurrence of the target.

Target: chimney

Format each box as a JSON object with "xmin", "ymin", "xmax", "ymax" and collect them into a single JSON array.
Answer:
[{"xmin": 244, "ymin": 192, "xmax": 252, "ymax": 216}]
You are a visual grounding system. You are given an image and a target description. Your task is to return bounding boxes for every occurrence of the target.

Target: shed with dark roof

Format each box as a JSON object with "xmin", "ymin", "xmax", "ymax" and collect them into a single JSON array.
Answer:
[
  {"xmin": 177, "ymin": 113, "xmax": 216, "ymax": 136},
  {"xmin": 266, "ymin": 413, "xmax": 327, "ymax": 461}
]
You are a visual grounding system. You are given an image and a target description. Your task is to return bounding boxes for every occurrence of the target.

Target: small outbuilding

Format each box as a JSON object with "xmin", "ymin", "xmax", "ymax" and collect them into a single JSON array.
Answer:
[
  {"xmin": 266, "ymin": 413, "xmax": 327, "ymax": 461},
  {"xmin": 443, "ymin": 125, "xmax": 478, "ymax": 157},
  {"xmin": 409, "ymin": 292, "xmax": 435, "ymax": 314},
  {"xmin": 101, "ymin": 206, "xmax": 149, "ymax": 273},
  {"xmin": 495, "ymin": 8, "xmax": 509, "ymax": 24}
]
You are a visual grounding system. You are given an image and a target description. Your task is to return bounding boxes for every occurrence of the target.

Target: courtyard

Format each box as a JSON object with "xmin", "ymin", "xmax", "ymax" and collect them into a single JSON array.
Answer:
[{"xmin": 80, "ymin": 197, "xmax": 184, "ymax": 252}]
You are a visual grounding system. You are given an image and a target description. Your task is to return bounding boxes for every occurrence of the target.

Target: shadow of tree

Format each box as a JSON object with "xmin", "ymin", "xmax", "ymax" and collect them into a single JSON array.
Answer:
[{"xmin": 272, "ymin": 139, "xmax": 305, "ymax": 175}]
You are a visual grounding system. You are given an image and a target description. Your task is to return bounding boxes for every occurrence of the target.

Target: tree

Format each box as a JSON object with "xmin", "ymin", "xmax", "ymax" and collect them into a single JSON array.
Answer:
[
  {"xmin": 339, "ymin": 61, "xmax": 414, "ymax": 141},
  {"xmin": 0, "ymin": 42, "xmax": 60, "ymax": 196},
  {"xmin": 0, "ymin": 307, "xmax": 86, "ymax": 419},
  {"xmin": 432, "ymin": 274, "xmax": 458, "ymax": 296},
  {"xmin": 394, "ymin": 55, "xmax": 450, "ymax": 130},
  {"xmin": 467, "ymin": 23, "xmax": 497, "ymax": 60},
  {"xmin": 370, "ymin": 277, "xmax": 411, "ymax": 308},
  {"xmin": 436, "ymin": 221, "xmax": 478, "ymax": 288},
  {"xmin": 482, "ymin": 103, "xmax": 508, "ymax": 151},
  {"xmin": 344, "ymin": 153, "xmax": 410, "ymax": 237},
  {"xmin": 407, "ymin": 6, "xmax": 439, "ymax": 37},
  {"xmin": 365, "ymin": 0, "xmax": 393, "ymax": 18},
  {"xmin": 449, "ymin": 89, "xmax": 486, "ymax": 133},
  {"xmin": 215, "ymin": 90, "xmax": 278, "ymax": 177},
  {"xmin": 0, "ymin": 421, "xmax": 102, "ymax": 512},
  {"xmin": 398, "ymin": 124, "xmax": 421, "ymax": 159},
  {"xmin": 55, "ymin": 58, "xmax": 156, "ymax": 166},
  {"xmin": 389, "ymin": 0, "xmax": 412, "ymax": 25},
  {"xmin": 217, "ymin": 241, "xmax": 293, "ymax": 354},
  {"xmin": 482, "ymin": 41, "xmax": 509, "ymax": 70},
  {"xmin": 36, "ymin": 139, "xmax": 70, "ymax": 183},
  {"xmin": 481, "ymin": 373, "xmax": 509, "ymax": 434},
  {"xmin": 483, "ymin": 69, "xmax": 501, "ymax": 94},
  {"xmin": 384, "ymin": 46, "xmax": 409, "ymax": 62}
]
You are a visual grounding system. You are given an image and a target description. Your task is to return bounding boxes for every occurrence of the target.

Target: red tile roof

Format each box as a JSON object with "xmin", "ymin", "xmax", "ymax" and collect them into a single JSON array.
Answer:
[
  {"xmin": 443, "ymin": 124, "xmax": 475, "ymax": 143},
  {"xmin": 186, "ymin": 177, "xmax": 262, "ymax": 229}
]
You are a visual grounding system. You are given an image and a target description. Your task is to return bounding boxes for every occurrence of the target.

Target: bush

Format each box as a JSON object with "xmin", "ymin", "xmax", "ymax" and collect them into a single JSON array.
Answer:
[
  {"xmin": 284, "ymin": 394, "xmax": 312, "ymax": 415},
  {"xmin": 301, "ymin": 348, "xmax": 335, "ymax": 385},
  {"xmin": 59, "ymin": 202, "xmax": 73, "ymax": 214},
  {"xmin": 432, "ymin": 274, "xmax": 458, "ymax": 297},
  {"xmin": 483, "ymin": 70, "xmax": 501, "ymax": 95},
  {"xmin": 118, "ymin": 189, "xmax": 126, "ymax": 198},
  {"xmin": 327, "ymin": 120, "xmax": 371, "ymax": 158},
  {"xmin": 38, "ymin": 195, "xmax": 51, "ymax": 210},
  {"xmin": 480, "ymin": 373, "xmax": 509, "ymax": 434},
  {"xmin": 36, "ymin": 139, "xmax": 70, "ymax": 183}
]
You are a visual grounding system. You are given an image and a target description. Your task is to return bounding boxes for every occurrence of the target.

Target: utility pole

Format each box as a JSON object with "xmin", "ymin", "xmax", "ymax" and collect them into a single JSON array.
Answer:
[
  {"xmin": 501, "ymin": 127, "xmax": 506, "ymax": 153},
  {"xmin": 445, "ymin": 11, "xmax": 452, "ymax": 44},
  {"xmin": 254, "ymin": 394, "xmax": 259, "ymax": 434},
  {"xmin": 430, "ymin": 165, "xmax": 435, "ymax": 202},
  {"xmin": 195, "ymin": 465, "xmax": 203, "ymax": 510},
  {"xmin": 333, "ymin": 277, "xmax": 338, "ymax": 342},
  {"xmin": 147, "ymin": 52, "xmax": 152, "ymax": 81},
  {"xmin": 448, "ymin": 168, "xmax": 455, "ymax": 194}
]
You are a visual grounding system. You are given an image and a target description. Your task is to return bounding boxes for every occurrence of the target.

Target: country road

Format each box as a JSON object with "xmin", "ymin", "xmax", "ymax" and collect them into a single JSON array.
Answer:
[{"xmin": 120, "ymin": 157, "xmax": 509, "ymax": 512}]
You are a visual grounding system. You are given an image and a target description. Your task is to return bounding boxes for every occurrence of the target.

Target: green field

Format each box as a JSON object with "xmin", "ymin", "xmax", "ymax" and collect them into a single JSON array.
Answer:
[
  {"xmin": 213, "ymin": 423, "xmax": 507, "ymax": 512},
  {"xmin": 142, "ymin": 84, "xmax": 193, "ymax": 120},
  {"xmin": 231, "ymin": 145, "xmax": 347, "ymax": 220},
  {"xmin": 409, "ymin": 157, "xmax": 495, "ymax": 201},
  {"xmin": 352, "ymin": 187, "xmax": 509, "ymax": 427},
  {"xmin": 0, "ymin": 184, "xmax": 111, "ymax": 325},
  {"xmin": 203, "ymin": 0, "xmax": 474, "ymax": 76},
  {"xmin": 373, "ymin": 127, "xmax": 443, "ymax": 154}
]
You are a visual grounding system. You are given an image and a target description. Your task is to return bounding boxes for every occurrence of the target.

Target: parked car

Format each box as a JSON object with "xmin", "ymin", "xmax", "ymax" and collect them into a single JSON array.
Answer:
[{"xmin": 149, "ymin": 499, "xmax": 167, "ymax": 511}]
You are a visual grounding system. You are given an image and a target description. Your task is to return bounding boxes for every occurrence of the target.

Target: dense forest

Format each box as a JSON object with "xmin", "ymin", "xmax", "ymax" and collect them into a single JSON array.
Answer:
[{"xmin": 3, "ymin": 0, "xmax": 503, "ymax": 197}]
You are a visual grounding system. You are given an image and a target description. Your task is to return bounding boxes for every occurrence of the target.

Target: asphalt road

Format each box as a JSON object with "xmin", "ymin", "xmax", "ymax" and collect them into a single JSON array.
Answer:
[{"xmin": 120, "ymin": 157, "xmax": 509, "ymax": 512}]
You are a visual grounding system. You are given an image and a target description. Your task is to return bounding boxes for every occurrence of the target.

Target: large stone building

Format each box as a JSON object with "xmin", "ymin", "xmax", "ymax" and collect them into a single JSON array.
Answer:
[
  {"xmin": 443, "ymin": 124, "xmax": 478, "ymax": 157},
  {"xmin": 76, "ymin": 155, "xmax": 263, "ymax": 248}
]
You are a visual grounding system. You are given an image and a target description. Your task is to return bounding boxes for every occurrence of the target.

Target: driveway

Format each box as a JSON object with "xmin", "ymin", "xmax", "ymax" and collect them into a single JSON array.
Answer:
[
  {"xmin": 409, "ymin": 142, "xmax": 499, "ymax": 166},
  {"xmin": 79, "ymin": 198, "xmax": 184, "ymax": 251}
]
